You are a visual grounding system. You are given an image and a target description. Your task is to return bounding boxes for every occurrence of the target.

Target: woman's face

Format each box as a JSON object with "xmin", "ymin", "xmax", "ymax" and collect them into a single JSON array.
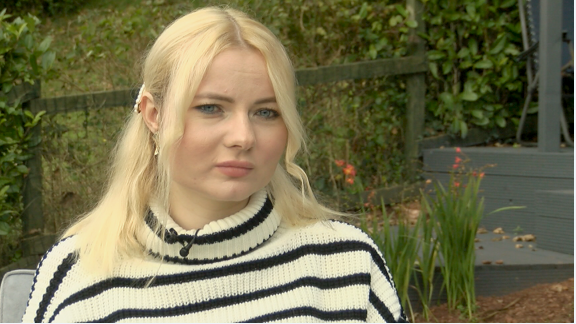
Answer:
[{"xmin": 170, "ymin": 47, "xmax": 288, "ymax": 205}]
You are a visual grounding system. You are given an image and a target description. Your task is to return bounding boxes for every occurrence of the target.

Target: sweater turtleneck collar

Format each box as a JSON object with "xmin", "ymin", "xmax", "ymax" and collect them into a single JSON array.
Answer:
[{"xmin": 137, "ymin": 190, "xmax": 281, "ymax": 264}]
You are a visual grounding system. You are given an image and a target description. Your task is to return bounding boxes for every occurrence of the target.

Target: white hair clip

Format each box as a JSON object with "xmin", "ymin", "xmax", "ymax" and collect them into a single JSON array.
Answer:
[{"xmin": 134, "ymin": 83, "xmax": 145, "ymax": 113}]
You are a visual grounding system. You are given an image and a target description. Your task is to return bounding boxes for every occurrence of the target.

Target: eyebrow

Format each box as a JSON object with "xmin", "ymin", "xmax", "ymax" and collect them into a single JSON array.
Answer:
[{"xmin": 194, "ymin": 93, "xmax": 277, "ymax": 105}]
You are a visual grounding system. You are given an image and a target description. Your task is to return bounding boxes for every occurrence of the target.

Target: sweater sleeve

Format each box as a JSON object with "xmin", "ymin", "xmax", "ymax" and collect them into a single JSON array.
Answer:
[
  {"xmin": 365, "ymin": 247, "xmax": 408, "ymax": 323},
  {"xmin": 22, "ymin": 237, "xmax": 77, "ymax": 323}
]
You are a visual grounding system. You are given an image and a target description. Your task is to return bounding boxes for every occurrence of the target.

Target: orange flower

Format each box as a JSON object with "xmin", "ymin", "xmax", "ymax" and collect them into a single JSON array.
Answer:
[
  {"xmin": 346, "ymin": 177, "xmax": 354, "ymax": 185},
  {"xmin": 334, "ymin": 160, "xmax": 345, "ymax": 167},
  {"xmin": 452, "ymin": 164, "xmax": 459, "ymax": 169},
  {"xmin": 343, "ymin": 164, "xmax": 356, "ymax": 176},
  {"xmin": 455, "ymin": 156, "xmax": 462, "ymax": 164},
  {"xmin": 455, "ymin": 147, "xmax": 462, "ymax": 153},
  {"xmin": 454, "ymin": 182, "xmax": 460, "ymax": 187},
  {"xmin": 479, "ymin": 172, "xmax": 485, "ymax": 178},
  {"xmin": 472, "ymin": 171, "xmax": 477, "ymax": 177}
]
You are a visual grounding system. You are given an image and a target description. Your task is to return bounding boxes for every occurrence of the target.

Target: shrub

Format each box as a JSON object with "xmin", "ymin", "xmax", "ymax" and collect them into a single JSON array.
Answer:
[
  {"xmin": 421, "ymin": 0, "xmax": 525, "ymax": 137},
  {"xmin": 0, "ymin": 9, "xmax": 54, "ymax": 260},
  {"xmin": 3, "ymin": 0, "xmax": 85, "ymax": 17}
]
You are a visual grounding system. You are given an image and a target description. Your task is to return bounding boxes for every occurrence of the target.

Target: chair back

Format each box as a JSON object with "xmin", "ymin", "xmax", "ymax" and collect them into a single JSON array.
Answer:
[{"xmin": 0, "ymin": 269, "xmax": 35, "ymax": 323}]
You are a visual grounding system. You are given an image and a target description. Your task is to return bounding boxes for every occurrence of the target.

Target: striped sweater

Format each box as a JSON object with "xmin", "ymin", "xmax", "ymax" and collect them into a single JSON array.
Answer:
[{"xmin": 23, "ymin": 191, "xmax": 406, "ymax": 323}]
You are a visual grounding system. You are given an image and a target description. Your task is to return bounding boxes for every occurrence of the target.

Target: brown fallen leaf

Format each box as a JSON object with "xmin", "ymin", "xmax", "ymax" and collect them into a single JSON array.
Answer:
[
  {"xmin": 475, "ymin": 238, "xmax": 480, "ymax": 242},
  {"xmin": 478, "ymin": 245, "xmax": 484, "ymax": 249},
  {"xmin": 515, "ymin": 244, "xmax": 524, "ymax": 249},
  {"xmin": 521, "ymin": 234, "xmax": 536, "ymax": 241},
  {"xmin": 495, "ymin": 260, "xmax": 504, "ymax": 264},
  {"xmin": 551, "ymin": 284, "xmax": 566, "ymax": 292},
  {"xmin": 477, "ymin": 228, "xmax": 488, "ymax": 234},
  {"xmin": 513, "ymin": 236, "xmax": 523, "ymax": 242},
  {"xmin": 493, "ymin": 227, "xmax": 505, "ymax": 234},
  {"xmin": 482, "ymin": 260, "xmax": 492, "ymax": 264},
  {"xmin": 502, "ymin": 235, "xmax": 510, "ymax": 240}
]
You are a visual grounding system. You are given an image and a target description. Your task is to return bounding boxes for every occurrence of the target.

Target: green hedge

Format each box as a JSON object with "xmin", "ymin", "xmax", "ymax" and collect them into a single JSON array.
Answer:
[
  {"xmin": 0, "ymin": 10, "xmax": 54, "ymax": 263},
  {"xmin": 3, "ymin": 0, "xmax": 85, "ymax": 17}
]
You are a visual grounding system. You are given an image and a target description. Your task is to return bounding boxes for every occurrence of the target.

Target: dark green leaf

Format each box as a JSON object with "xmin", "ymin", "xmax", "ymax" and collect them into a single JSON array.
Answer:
[
  {"xmin": 429, "ymin": 62, "xmax": 439, "ymax": 79},
  {"xmin": 460, "ymin": 91, "xmax": 479, "ymax": 101},
  {"xmin": 471, "ymin": 110, "xmax": 484, "ymax": 118},
  {"xmin": 405, "ymin": 20, "xmax": 418, "ymax": 28},
  {"xmin": 460, "ymin": 120, "xmax": 468, "ymax": 138},
  {"xmin": 0, "ymin": 221, "xmax": 10, "ymax": 235},
  {"xmin": 457, "ymin": 48, "xmax": 470, "ymax": 58},
  {"xmin": 474, "ymin": 60, "xmax": 493, "ymax": 69},
  {"xmin": 427, "ymin": 50, "xmax": 445, "ymax": 60},
  {"xmin": 395, "ymin": 4, "xmax": 408, "ymax": 18},
  {"xmin": 469, "ymin": 39, "xmax": 478, "ymax": 55},
  {"xmin": 41, "ymin": 51, "xmax": 55, "ymax": 71},
  {"xmin": 37, "ymin": 36, "xmax": 52, "ymax": 53}
]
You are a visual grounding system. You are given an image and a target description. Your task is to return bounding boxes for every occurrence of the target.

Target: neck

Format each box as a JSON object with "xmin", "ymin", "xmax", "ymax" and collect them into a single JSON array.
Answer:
[{"xmin": 169, "ymin": 185, "xmax": 250, "ymax": 230}]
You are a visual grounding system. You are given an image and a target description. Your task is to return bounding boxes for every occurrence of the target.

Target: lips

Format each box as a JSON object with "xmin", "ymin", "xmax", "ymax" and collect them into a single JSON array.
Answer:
[{"xmin": 215, "ymin": 161, "xmax": 254, "ymax": 177}]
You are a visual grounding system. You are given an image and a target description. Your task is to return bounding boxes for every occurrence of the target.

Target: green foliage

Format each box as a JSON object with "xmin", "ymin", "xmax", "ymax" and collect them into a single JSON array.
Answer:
[
  {"xmin": 422, "ymin": 167, "xmax": 484, "ymax": 319},
  {"xmin": 0, "ymin": 9, "xmax": 53, "ymax": 237},
  {"xmin": 3, "ymin": 0, "xmax": 86, "ymax": 17},
  {"xmin": 421, "ymin": 0, "xmax": 525, "ymax": 137}
]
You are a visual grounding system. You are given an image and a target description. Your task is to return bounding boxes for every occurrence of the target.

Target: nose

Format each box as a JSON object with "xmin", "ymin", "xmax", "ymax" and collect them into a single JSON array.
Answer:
[{"xmin": 224, "ymin": 113, "xmax": 255, "ymax": 150}]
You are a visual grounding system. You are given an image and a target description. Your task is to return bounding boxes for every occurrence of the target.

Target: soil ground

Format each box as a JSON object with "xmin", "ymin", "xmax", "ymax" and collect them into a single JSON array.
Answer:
[{"xmin": 413, "ymin": 278, "xmax": 574, "ymax": 323}]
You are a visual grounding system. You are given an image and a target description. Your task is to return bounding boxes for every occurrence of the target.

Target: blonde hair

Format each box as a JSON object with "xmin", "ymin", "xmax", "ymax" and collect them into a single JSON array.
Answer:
[{"xmin": 64, "ymin": 6, "xmax": 339, "ymax": 274}]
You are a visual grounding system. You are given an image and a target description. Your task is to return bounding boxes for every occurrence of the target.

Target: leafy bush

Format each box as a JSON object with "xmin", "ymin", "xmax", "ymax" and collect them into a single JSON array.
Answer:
[
  {"xmin": 421, "ymin": 0, "xmax": 524, "ymax": 137},
  {"xmin": 3, "ymin": 0, "xmax": 85, "ymax": 17},
  {"xmin": 0, "ymin": 10, "xmax": 54, "ymax": 238}
]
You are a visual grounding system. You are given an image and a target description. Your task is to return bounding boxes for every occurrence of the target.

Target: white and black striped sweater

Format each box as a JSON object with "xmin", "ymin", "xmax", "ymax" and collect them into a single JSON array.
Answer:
[{"xmin": 23, "ymin": 191, "xmax": 407, "ymax": 323}]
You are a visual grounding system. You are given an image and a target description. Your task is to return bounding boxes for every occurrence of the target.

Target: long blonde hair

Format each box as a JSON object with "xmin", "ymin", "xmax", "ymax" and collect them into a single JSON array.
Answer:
[{"xmin": 64, "ymin": 6, "xmax": 338, "ymax": 274}]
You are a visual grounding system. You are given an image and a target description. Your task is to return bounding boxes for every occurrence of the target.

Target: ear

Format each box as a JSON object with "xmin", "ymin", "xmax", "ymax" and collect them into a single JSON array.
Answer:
[{"xmin": 139, "ymin": 92, "xmax": 159, "ymax": 133}]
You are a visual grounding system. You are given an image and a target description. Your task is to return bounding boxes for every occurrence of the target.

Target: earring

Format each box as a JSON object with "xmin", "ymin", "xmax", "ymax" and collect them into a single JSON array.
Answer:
[
  {"xmin": 152, "ymin": 132, "xmax": 159, "ymax": 156},
  {"xmin": 134, "ymin": 83, "xmax": 145, "ymax": 113}
]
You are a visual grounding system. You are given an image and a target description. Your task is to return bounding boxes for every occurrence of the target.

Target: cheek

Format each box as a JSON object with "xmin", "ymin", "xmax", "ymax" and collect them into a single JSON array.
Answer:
[{"xmin": 264, "ymin": 127, "xmax": 288, "ymax": 163}]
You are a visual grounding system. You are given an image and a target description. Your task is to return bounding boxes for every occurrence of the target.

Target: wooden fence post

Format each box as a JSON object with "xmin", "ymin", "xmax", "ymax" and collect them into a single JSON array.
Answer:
[
  {"xmin": 21, "ymin": 81, "xmax": 55, "ymax": 258},
  {"xmin": 405, "ymin": 0, "xmax": 426, "ymax": 180}
]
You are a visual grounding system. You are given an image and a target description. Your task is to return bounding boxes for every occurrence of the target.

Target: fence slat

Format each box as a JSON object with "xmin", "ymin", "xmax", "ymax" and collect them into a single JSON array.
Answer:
[
  {"xmin": 30, "ymin": 88, "xmax": 138, "ymax": 115},
  {"xmin": 29, "ymin": 55, "xmax": 427, "ymax": 115},
  {"xmin": 296, "ymin": 55, "xmax": 427, "ymax": 86}
]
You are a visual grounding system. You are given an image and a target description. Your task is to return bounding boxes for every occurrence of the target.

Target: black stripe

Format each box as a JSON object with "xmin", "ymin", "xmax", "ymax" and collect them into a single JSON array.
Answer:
[
  {"xmin": 26, "ymin": 236, "xmax": 75, "ymax": 315},
  {"xmin": 49, "ymin": 241, "xmax": 378, "ymax": 319},
  {"xmin": 34, "ymin": 252, "xmax": 77, "ymax": 323},
  {"xmin": 87, "ymin": 274, "xmax": 370, "ymax": 322},
  {"xmin": 146, "ymin": 196, "xmax": 274, "ymax": 245},
  {"xmin": 241, "ymin": 307, "xmax": 367, "ymax": 323},
  {"xmin": 330, "ymin": 220, "xmax": 394, "ymax": 285},
  {"xmin": 369, "ymin": 289, "xmax": 398, "ymax": 323}
]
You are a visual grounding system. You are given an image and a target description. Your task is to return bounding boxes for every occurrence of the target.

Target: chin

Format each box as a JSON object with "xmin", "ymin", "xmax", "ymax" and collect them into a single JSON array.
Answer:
[{"xmin": 211, "ymin": 185, "xmax": 263, "ymax": 203}]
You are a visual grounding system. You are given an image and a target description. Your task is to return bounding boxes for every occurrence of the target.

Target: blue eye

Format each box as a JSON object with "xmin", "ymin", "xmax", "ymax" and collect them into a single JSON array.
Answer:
[
  {"xmin": 196, "ymin": 104, "xmax": 221, "ymax": 114},
  {"xmin": 256, "ymin": 109, "xmax": 279, "ymax": 119}
]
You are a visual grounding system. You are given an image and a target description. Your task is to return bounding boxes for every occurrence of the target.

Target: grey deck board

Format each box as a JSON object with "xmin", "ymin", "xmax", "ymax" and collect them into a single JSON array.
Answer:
[{"xmin": 423, "ymin": 147, "xmax": 573, "ymax": 178}]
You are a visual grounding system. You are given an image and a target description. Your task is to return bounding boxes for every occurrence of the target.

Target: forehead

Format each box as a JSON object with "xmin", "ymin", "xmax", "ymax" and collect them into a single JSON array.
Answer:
[{"xmin": 193, "ymin": 48, "xmax": 276, "ymax": 103}]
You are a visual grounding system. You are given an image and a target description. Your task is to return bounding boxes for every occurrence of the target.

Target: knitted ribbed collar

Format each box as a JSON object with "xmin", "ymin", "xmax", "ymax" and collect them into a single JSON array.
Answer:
[{"xmin": 137, "ymin": 190, "xmax": 281, "ymax": 264}]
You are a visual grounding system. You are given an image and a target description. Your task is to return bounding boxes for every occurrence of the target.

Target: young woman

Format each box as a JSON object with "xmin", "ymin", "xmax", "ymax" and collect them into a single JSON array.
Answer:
[{"xmin": 23, "ymin": 7, "xmax": 406, "ymax": 323}]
